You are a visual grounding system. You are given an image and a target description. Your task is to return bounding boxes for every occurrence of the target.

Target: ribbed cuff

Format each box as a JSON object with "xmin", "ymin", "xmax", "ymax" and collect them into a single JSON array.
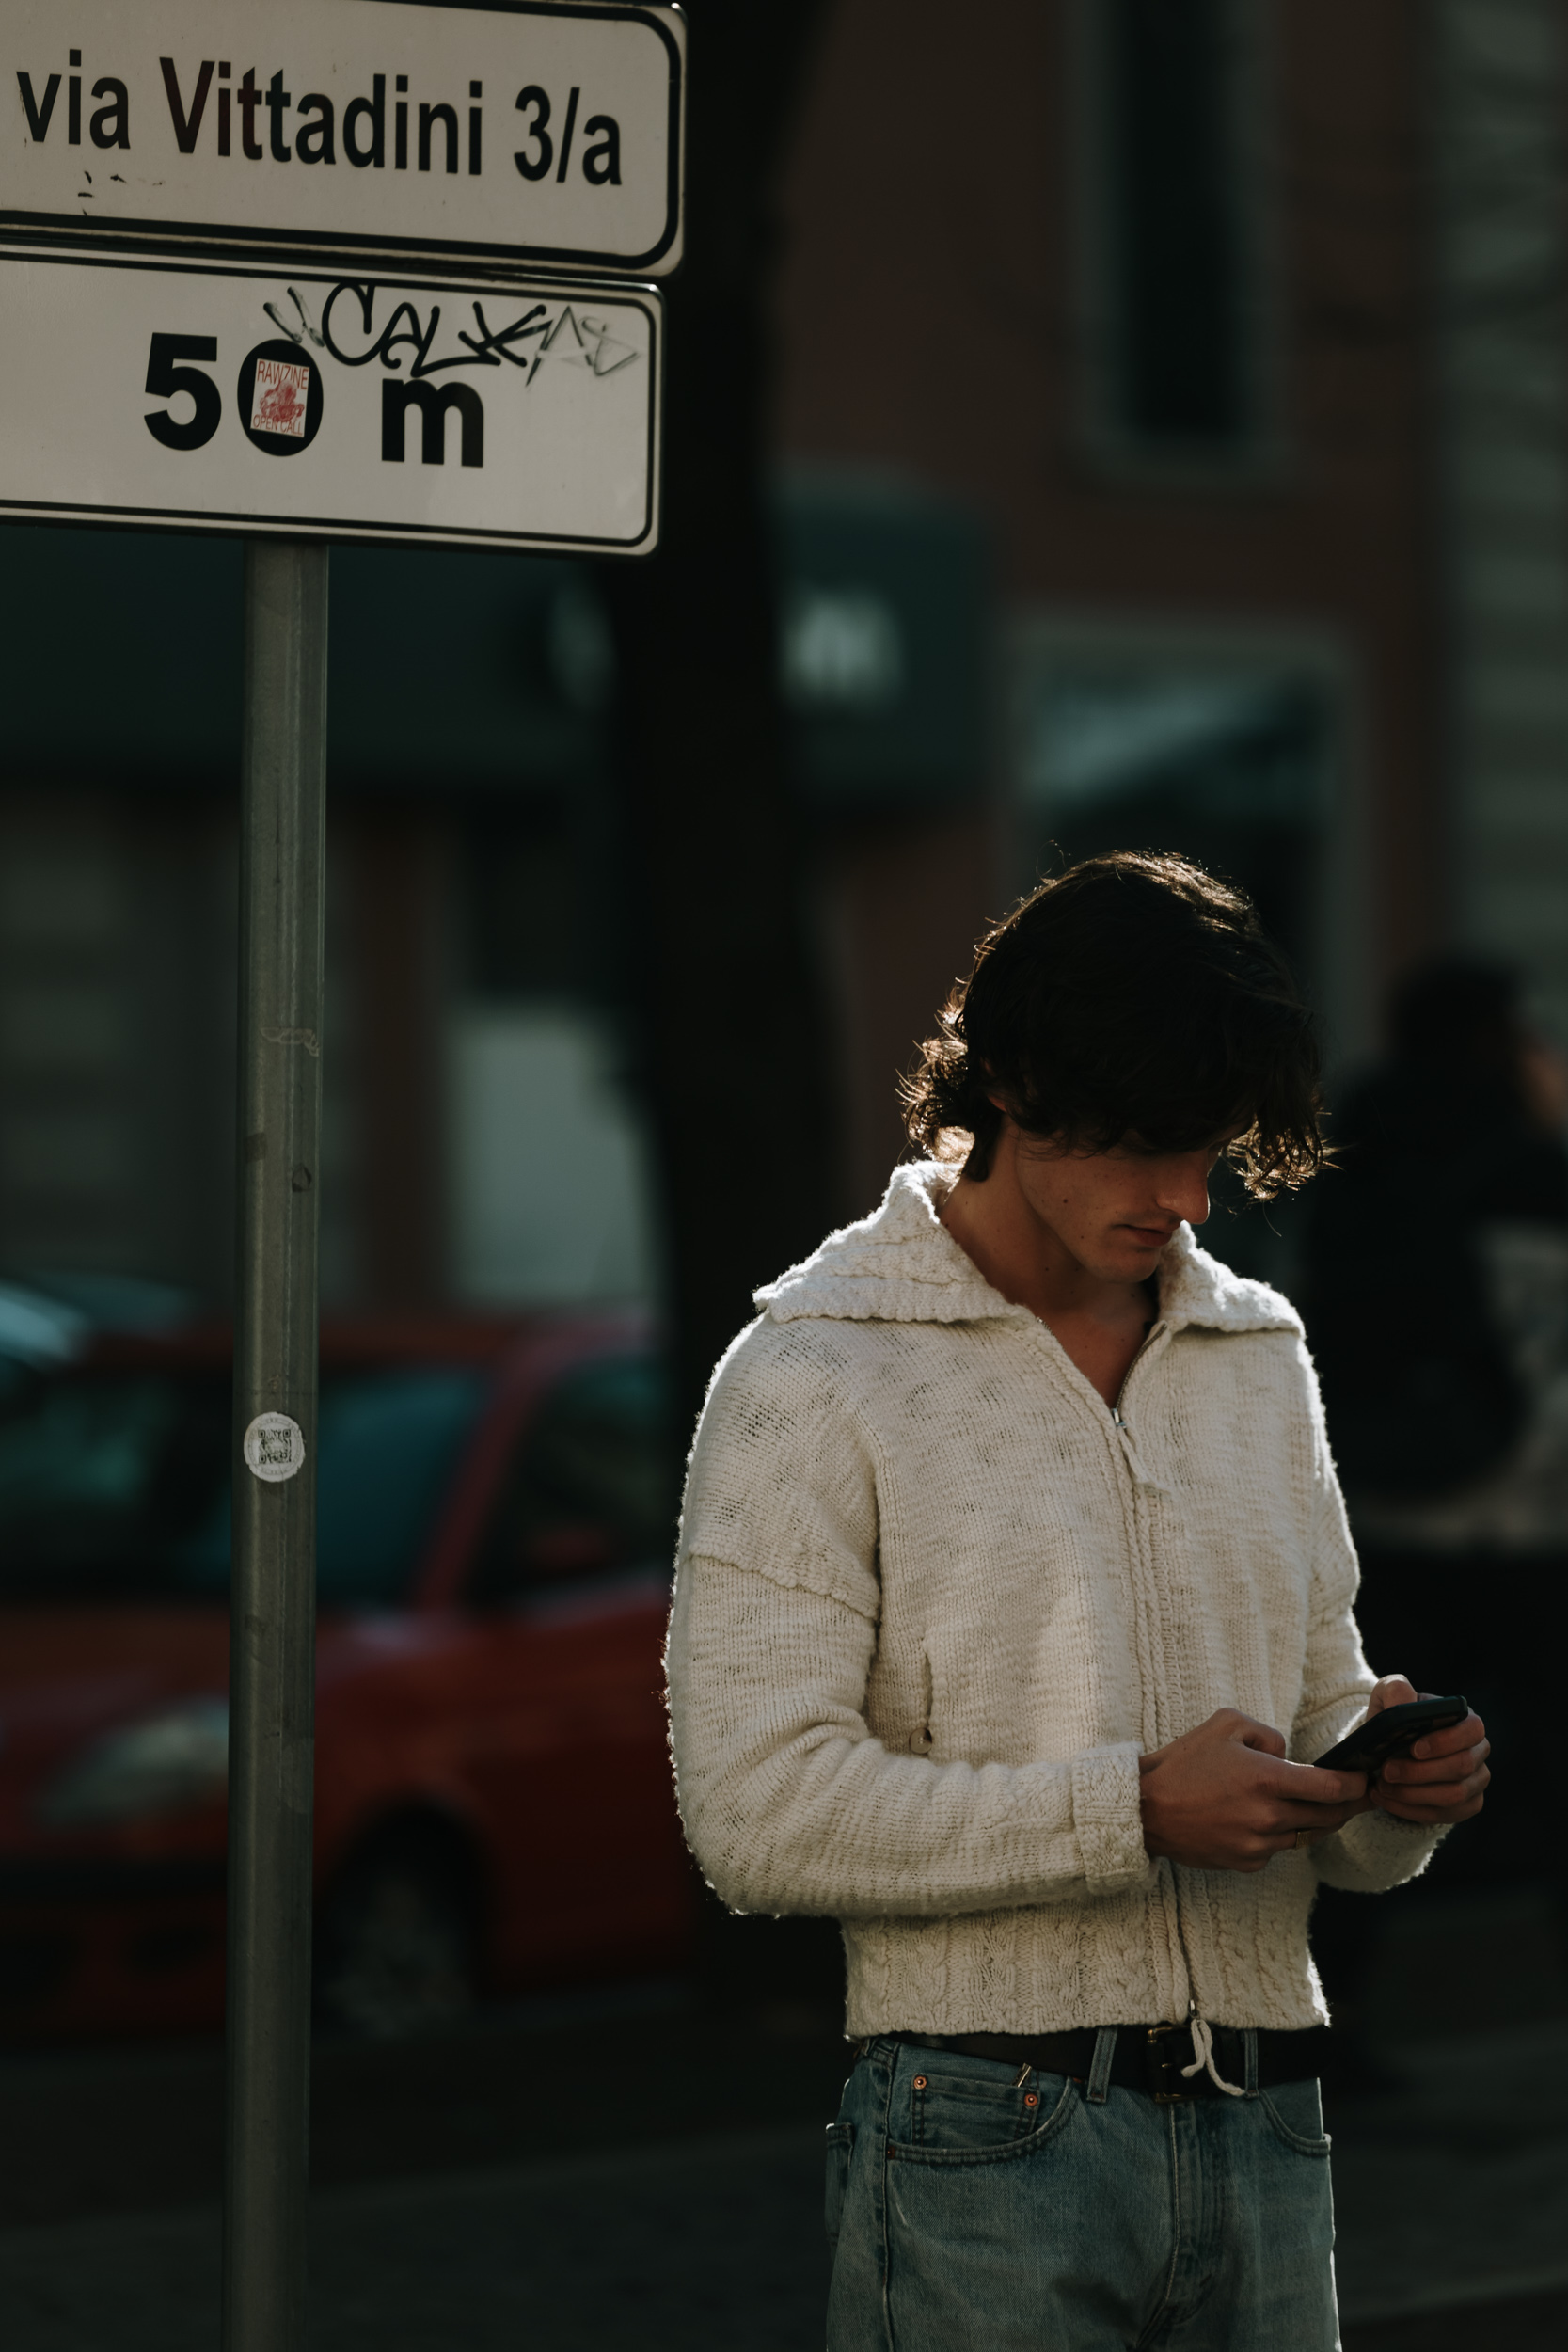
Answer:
[
  {"xmin": 1071, "ymin": 1743, "xmax": 1152, "ymax": 1895},
  {"xmin": 1318, "ymin": 1807, "xmax": 1448, "ymax": 1891}
]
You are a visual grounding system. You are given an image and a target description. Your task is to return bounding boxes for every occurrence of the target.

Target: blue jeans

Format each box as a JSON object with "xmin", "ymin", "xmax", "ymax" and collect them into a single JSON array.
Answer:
[{"xmin": 825, "ymin": 2033, "xmax": 1338, "ymax": 2351}]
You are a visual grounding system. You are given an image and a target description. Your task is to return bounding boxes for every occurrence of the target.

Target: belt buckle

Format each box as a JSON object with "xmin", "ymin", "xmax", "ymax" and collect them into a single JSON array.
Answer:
[{"xmin": 1143, "ymin": 2023, "xmax": 1196, "ymax": 2103}]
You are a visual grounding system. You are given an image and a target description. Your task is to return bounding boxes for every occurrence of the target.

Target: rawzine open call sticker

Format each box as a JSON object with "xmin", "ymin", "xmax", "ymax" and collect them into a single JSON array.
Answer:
[
  {"xmin": 238, "ymin": 337, "xmax": 325, "ymax": 453},
  {"xmin": 251, "ymin": 355, "xmax": 309, "ymax": 438}
]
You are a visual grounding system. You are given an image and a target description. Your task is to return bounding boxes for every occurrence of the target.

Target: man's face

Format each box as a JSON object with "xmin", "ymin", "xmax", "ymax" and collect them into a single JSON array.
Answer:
[{"xmin": 1000, "ymin": 1121, "xmax": 1227, "ymax": 1284}]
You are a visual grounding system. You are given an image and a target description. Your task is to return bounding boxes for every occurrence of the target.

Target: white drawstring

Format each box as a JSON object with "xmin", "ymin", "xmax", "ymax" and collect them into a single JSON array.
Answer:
[{"xmin": 1181, "ymin": 2010, "xmax": 1247, "ymax": 2098}]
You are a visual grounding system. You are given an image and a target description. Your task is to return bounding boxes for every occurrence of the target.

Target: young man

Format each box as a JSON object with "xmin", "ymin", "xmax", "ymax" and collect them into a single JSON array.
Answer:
[{"xmin": 665, "ymin": 853, "xmax": 1489, "ymax": 2352}]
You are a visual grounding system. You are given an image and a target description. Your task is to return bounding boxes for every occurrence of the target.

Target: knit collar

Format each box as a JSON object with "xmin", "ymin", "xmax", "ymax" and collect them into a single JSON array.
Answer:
[{"xmin": 756, "ymin": 1160, "xmax": 1300, "ymax": 1337}]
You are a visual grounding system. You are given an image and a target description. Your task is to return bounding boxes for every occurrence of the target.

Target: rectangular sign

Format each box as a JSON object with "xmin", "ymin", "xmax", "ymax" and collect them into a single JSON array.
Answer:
[
  {"xmin": 0, "ymin": 1, "xmax": 684, "ymax": 276},
  {"xmin": 0, "ymin": 246, "xmax": 661, "ymax": 552}
]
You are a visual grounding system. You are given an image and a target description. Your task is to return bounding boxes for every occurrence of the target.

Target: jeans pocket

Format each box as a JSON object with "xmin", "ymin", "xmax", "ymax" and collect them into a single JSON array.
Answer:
[
  {"xmin": 1259, "ymin": 2077, "xmax": 1332, "ymax": 2155},
  {"xmin": 890, "ymin": 2068, "xmax": 1077, "ymax": 2165},
  {"xmin": 824, "ymin": 2121, "xmax": 855, "ymax": 2249}
]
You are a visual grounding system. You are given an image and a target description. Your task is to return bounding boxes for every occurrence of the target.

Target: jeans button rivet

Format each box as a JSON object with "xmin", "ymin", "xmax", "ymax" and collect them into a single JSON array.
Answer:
[{"xmin": 911, "ymin": 2074, "xmax": 927, "ymax": 2090}]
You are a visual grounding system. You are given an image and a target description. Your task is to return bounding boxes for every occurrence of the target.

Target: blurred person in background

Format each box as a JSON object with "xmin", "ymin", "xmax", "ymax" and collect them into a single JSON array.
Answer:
[
  {"xmin": 1304, "ymin": 957, "xmax": 1568, "ymax": 2058},
  {"xmin": 667, "ymin": 853, "xmax": 1489, "ymax": 2352}
]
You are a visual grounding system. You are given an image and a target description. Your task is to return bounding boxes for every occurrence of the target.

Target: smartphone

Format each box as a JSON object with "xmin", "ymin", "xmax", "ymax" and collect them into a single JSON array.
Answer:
[{"xmin": 1314, "ymin": 1695, "xmax": 1470, "ymax": 1777}]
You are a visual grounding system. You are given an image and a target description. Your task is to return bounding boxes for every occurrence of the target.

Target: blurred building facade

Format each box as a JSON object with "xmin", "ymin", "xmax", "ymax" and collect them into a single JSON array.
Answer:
[
  {"xmin": 0, "ymin": 477, "xmax": 985, "ymax": 1307},
  {"xmin": 777, "ymin": 0, "xmax": 1434, "ymax": 1080},
  {"xmin": 3, "ymin": 0, "xmax": 1567, "ymax": 1307},
  {"xmin": 1431, "ymin": 0, "xmax": 1568, "ymax": 1041},
  {"xmin": 773, "ymin": 0, "xmax": 1568, "ymax": 1250}
]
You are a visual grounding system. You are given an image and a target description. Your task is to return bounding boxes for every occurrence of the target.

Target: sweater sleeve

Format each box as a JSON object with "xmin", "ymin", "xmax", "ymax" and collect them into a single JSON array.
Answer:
[
  {"xmin": 665, "ymin": 1324, "xmax": 1152, "ymax": 1920},
  {"xmin": 667, "ymin": 1556, "xmax": 1150, "ymax": 1916},
  {"xmin": 1289, "ymin": 1337, "xmax": 1449, "ymax": 1895}
]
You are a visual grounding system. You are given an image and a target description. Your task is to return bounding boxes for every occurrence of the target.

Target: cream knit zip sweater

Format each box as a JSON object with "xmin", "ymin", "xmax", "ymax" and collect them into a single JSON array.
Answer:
[{"xmin": 666, "ymin": 1162, "xmax": 1444, "ymax": 2037}]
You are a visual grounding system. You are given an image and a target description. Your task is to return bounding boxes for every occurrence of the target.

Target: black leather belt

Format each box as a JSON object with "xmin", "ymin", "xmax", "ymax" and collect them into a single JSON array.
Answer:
[{"xmin": 888, "ymin": 2022, "xmax": 1331, "ymax": 2103}]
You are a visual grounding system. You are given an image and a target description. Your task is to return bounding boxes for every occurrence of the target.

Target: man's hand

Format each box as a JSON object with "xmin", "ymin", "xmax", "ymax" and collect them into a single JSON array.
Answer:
[
  {"xmin": 1138, "ymin": 1708, "xmax": 1370, "ymax": 1872},
  {"xmin": 1362, "ymin": 1674, "xmax": 1490, "ymax": 1826}
]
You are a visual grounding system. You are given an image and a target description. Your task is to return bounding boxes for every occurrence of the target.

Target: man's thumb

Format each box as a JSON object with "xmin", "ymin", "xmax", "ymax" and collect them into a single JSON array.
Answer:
[{"xmin": 1232, "ymin": 1716, "xmax": 1288, "ymax": 1758}]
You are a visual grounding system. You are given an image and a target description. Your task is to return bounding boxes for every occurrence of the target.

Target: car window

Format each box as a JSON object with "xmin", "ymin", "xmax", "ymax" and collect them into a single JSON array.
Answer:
[
  {"xmin": 466, "ymin": 1355, "xmax": 675, "ymax": 1605},
  {"xmin": 0, "ymin": 1372, "xmax": 230, "ymax": 1597},
  {"xmin": 316, "ymin": 1369, "xmax": 490, "ymax": 1601},
  {"xmin": 0, "ymin": 1362, "xmax": 488, "ymax": 1606}
]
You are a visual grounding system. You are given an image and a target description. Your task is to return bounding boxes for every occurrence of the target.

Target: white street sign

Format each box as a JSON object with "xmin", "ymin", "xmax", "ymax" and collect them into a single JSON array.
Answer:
[
  {"xmin": 1, "ymin": 0, "xmax": 684, "ymax": 276},
  {"xmin": 0, "ymin": 246, "xmax": 661, "ymax": 552}
]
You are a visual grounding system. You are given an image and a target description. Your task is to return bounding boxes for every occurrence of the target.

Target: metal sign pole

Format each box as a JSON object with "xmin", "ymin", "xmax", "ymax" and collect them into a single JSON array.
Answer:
[{"xmin": 224, "ymin": 538, "xmax": 329, "ymax": 2352}]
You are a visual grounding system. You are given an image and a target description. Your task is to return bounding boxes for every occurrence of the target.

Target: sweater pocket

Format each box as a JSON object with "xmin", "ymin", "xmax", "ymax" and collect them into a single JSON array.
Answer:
[{"xmin": 911, "ymin": 1650, "xmax": 936, "ymax": 1754}]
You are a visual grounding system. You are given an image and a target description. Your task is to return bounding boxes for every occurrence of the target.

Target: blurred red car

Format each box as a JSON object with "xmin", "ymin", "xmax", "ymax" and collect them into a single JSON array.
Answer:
[{"xmin": 0, "ymin": 1303, "xmax": 695, "ymax": 2042}]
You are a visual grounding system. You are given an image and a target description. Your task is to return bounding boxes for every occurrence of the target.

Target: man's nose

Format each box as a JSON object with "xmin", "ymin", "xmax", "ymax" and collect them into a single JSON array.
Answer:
[{"xmin": 1156, "ymin": 1154, "xmax": 1213, "ymax": 1227}]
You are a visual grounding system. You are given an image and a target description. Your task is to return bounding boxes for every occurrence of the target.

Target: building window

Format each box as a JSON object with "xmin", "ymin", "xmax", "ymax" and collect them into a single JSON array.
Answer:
[
  {"xmin": 1081, "ymin": 0, "xmax": 1269, "ymax": 466},
  {"xmin": 1007, "ymin": 619, "xmax": 1363, "ymax": 1282}
]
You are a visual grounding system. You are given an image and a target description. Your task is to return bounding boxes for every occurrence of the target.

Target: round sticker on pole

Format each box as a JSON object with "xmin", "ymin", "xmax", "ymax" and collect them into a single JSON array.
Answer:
[
  {"xmin": 238, "ymin": 340, "xmax": 324, "ymax": 455},
  {"xmin": 244, "ymin": 1411, "xmax": 307, "ymax": 1484}
]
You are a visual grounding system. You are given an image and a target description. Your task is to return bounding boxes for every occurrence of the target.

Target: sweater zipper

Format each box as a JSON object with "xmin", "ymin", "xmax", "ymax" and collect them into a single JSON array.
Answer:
[
  {"xmin": 1109, "ymin": 1323, "xmax": 1243, "ymax": 2094},
  {"xmin": 1107, "ymin": 1322, "xmax": 1171, "ymax": 1491}
]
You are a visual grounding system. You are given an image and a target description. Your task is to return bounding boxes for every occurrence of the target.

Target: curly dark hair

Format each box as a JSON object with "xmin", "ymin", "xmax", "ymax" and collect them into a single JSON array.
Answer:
[{"xmin": 899, "ymin": 850, "xmax": 1324, "ymax": 1199}]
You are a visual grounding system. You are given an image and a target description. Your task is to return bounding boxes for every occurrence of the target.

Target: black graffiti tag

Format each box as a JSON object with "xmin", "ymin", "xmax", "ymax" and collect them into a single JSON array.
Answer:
[{"xmin": 319, "ymin": 283, "xmax": 550, "ymax": 378}]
